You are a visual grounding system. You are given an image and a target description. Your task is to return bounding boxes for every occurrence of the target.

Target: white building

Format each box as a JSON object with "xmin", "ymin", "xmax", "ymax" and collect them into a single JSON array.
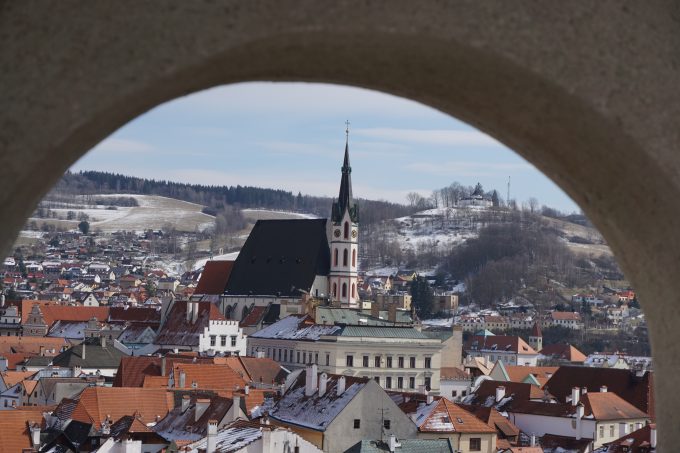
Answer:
[
  {"xmin": 248, "ymin": 315, "xmax": 461, "ymax": 393},
  {"xmin": 198, "ymin": 319, "xmax": 247, "ymax": 355},
  {"xmin": 464, "ymin": 332, "xmax": 539, "ymax": 367}
]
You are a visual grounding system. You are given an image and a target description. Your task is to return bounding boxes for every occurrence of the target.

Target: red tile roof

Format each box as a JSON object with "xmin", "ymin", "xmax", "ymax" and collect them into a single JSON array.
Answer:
[
  {"xmin": 0, "ymin": 407, "xmax": 45, "ymax": 453},
  {"xmin": 504, "ymin": 366, "xmax": 558, "ymax": 387},
  {"xmin": 21, "ymin": 300, "xmax": 110, "ymax": 326},
  {"xmin": 551, "ymin": 311, "xmax": 581, "ymax": 321},
  {"xmin": 195, "ymin": 261, "xmax": 234, "ymax": 295},
  {"xmin": 540, "ymin": 343, "xmax": 587, "ymax": 362},
  {"xmin": 70, "ymin": 387, "xmax": 174, "ymax": 426},
  {"xmin": 154, "ymin": 302, "xmax": 225, "ymax": 347},
  {"xmin": 465, "ymin": 335, "xmax": 537, "ymax": 354},
  {"xmin": 239, "ymin": 306, "xmax": 267, "ymax": 327},
  {"xmin": 173, "ymin": 363, "xmax": 247, "ymax": 391},
  {"xmin": 414, "ymin": 398, "xmax": 496, "ymax": 434}
]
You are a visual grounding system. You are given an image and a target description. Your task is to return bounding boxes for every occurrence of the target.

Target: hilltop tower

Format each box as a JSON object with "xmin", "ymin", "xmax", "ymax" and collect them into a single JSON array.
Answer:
[
  {"xmin": 329, "ymin": 123, "xmax": 359, "ymax": 307},
  {"xmin": 528, "ymin": 321, "xmax": 543, "ymax": 352}
]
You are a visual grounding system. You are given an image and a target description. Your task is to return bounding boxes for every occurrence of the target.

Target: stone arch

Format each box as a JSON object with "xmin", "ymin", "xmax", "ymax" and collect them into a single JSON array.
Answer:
[{"xmin": 2, "ymin": 2, "xmax": 680, "ymax": 445}]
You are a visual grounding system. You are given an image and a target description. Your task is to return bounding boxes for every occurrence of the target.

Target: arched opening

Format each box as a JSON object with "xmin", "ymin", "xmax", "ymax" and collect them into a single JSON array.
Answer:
[
  {"xmin": 343, "ymin": 249, "xmax": 348, "ymax": 267},
  {"xmin": 342, "ymin": 283, "xmax": 347, "ymax": 298},
  {"xmin": 332, "ymin": 282, "xmax": 337, "ymax": 298},
  {"xmin": 352, "ymin": 249, "xmax": 356, "ymax": 268},
  {"xmin": 2, "ymin": 3, "xmax": 678, "ymax": 445},
  {"xmin": 333, "ymin": 248, "xmax": 338, "ymax": 267},
  {"xmin": 351, "ymin": 283, "xmax": 356, "ymax": 299},
  {"xmin": 344, "ymin": 221, "xmax": 349, "ymax": 239}
]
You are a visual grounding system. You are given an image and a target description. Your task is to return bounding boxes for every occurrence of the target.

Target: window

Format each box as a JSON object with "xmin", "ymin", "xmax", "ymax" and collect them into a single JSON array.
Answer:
[
  {"xmin": 410, "ymin": 357, "xmax": 416, "ymax": 368},
  {"xmin": 398, "ymin": 357, "xmax": 404, "ymax": 368},
  {"xmin": 346, "ymin": 355, "xmax": 354, "ymax": 367},
  {"xmin": 599, "ymin": 426, "xmax": 604, "ymax": 439},
  {"xmin": 374, "ymin": 356, "xmax": 381, "ymax": 368},
  {"xmin": 352, "ymin": 283, "xmax": 356, "ymax": 298},
  {"xmin": 452, "ymin": 390, "xmax": 458, "ymax": 397},
  {"xmin": 315, "ymin": 352, "xmax": 319, "ymax": 364},
  {"xmin": 342, "ymin": 283, "xmax": 347, "ymax": 298},
  {"xmin": 425, "ymin": 357, "xmax": 431, "ymax": 369},
  {"xmin": 383, "ymin": 420, "xmax": 391, "ymax": 430},
  {"xmin": 363, "ymin": 356, "xmax": 369, "ymax": 367},
  {"xmin": 610, "ymin": 425, "xmax": 615, "ymax": 437},
  {"xmin": 397, "ymin": 377, "xmax": 403, "ymax": 388},
  {"xmin": 297, "ymin": 351, "xmax": 300, "ymax": 363},
  {"xmin": 344, "ymin": 222, "xmax": 349, "ymax": 239},
  {"xmin": 386, "ymin": 356, "xmax": 393, "ymax": 368},
  {"xmin": 409, "ymin": 377, "xmax": 415, "ymax": 389},
  {"xmin": 284, "ymin": 350, "xmax": 288, "ymax": 362},
  {"xmin": 386, "ymin": 377, "xmax": 392, "ymax": 389},
  {"xmin": 231, "ymin": 336, "xmax": 237, "ymax": 347},
  {"xmin": 303, "ymin": 352, "xmax": 307, "ymax": 363},
  {"xmin": 374, "ymin": 376, "xmax": 380, "ymax": 385},
  {"xmin": 353, "ymin": 419, "xmax": 360, "ymax": 429},
  {"xmin": 332, "ymin": 282, "xmax": 337, "ymax": 297},
  {"xmin": 220, "ymin": 335, "xmax": 227, "ymax": 347},
  {"xmin": 326, "ymin": 353, "xmax": 330, "ymax": 366},
  {"xmin": 469, "ymin": 438, "xmax": 481, "ymax": 451},
  {"xmin": 424, "ymin": 377, "xmax": 431, "ymax": 390},
  {"xmin": 210, "ymin": 335, "xmax": 216, "ymax": 347},
  {"xmin": 343, "ymin": 249, "xmax": 348, "ymax": 266},
  {"xmin": 334, "ymin": 249, "xmax": 338, "ymax": 266}
]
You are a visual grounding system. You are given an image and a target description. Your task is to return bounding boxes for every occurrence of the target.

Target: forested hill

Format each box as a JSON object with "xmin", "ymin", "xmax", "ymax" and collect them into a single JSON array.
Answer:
[{"xmin": 51, "ymin": 171, "xmax": 415, "ymax": 225}]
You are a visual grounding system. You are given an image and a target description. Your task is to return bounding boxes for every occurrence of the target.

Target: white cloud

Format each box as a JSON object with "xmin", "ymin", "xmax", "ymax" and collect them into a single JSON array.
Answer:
[{"xmin": 354, "ymin": 128, "xmax": 503, "ymax": 147}]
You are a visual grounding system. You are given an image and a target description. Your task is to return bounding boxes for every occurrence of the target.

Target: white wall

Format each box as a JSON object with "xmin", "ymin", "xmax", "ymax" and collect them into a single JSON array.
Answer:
[{"xmin": 199, "ymin": 320, "xmax": 247, "ymax": 355}]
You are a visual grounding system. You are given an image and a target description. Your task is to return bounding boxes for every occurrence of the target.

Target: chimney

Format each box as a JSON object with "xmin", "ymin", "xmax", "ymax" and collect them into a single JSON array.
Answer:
[
  {"xmin": 181, "ymin": 395, "xmax": 191, "ymax": 412},
  {"xmin": 495, "ymin": 386, "xmax": 506, "ymax": 403},
  {"xmin": 82, "ymin": 342, "xmax": 86, "ymax": 360},
  {"xmin": 121, "ymin": 438, "xmax": 136, "ymax": 453},
  {"xmin": 262, "ymin": 425, "xmax": 273, "ymax": 453},
  {"xmin": 231, "ymin": 394, "xmax": 241, "ymax": 421},
  {"xmin": 319, "ymin": 373, "xmax": 328, "ymax": 397},
  {"xmin": 600, "ymin": 385, "xmax": 608, "ymax": 393},
  {"xmin": 207, "ymin": 420, "xmax": 218, "ymax": 453},
  {"xmin": 337, "ymin": 376, "xmax": 346, "ymax": 396},
  {"xmin": 29, "ymin": 422, "xmax": 41, "ymax": 449},
  {"xmin": 195, "ymin": 398, "xmax": 210, "ymax": 422},
  {"xmin": 305, "ymin": 364, "xmax": 318, "ymax": 397},
  {"xmin": 575, "ymin": 403, "xmax": 584, "ymax": 440},
  {"xmin": 650, "ymin": 424, "xmax": 657, "ymax": 448},
  {"xmin": 100, "ymin": 336, "xmax": 107, "ymax": 348},
  {"xmin": 388, "ymin": 304, "xmax": 397, "ymax": 323},
  {"xmin": 619, "ymin": 422, "xmax": 627, "ymax": 437},
  {"xmin": 581, "ymin": 387, "xmax": 587, "ymax": 395},
  {"xmin": 571, "ymin": 387, "xmax": 580, "ymax": 406},
  {"xmin": 426, "ymin": 393, "xmax": 433, "ymax": 404},
  {"xmin": 179, "ymin": 370, "xmax": 186, "ymax": 388},
  {"xmin": 371, "ymin": 301, "xmax": 380, "ymax": 318},
  {"xmin": 244, "ymin": 385, "xmax": 250, "ymax": 395},
  {"xmin": 388, "ymin": 434, "xmax": 401, "ymax": 452}
]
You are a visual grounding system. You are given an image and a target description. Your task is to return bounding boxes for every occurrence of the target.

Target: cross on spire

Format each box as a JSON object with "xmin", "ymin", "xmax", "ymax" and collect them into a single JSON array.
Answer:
[{"xmin": 345, "ymin": 120, "xmax": 350, "ymax": 142}]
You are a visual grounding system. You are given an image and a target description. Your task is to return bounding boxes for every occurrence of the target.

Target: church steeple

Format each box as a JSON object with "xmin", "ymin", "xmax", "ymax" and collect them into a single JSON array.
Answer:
[{"xmin": 332, "ymin": 122, "xmax": 359, "ymax": 223}]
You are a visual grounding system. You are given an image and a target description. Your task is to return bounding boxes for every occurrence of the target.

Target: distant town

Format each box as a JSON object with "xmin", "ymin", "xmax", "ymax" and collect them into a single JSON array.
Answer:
[{"xmin": 0, "ymin": 135, "xmax": 654, "ymax": 452}]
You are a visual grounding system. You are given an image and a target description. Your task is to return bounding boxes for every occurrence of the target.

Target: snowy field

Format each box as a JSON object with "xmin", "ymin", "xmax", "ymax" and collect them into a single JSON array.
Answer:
[
  {"xmin": 242, "ymin": 209, "xmax": 319, "ymax": 221},
  {"xmin": 31, "ymin": 194, "xmax": 215, "ymax": 233}
]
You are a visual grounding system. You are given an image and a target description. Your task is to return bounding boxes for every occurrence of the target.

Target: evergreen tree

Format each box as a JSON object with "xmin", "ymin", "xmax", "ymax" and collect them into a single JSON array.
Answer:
[
  {"xmin": 410, "ymin": 276, "xmax": 434, "ymax": 318},
  {"xmin": 78, "ymin": 220, "xmax": 90, "ymax": 235},
  {"xmin": 491, "ymin": 190, "xmax": 500, "ymax": 207}
]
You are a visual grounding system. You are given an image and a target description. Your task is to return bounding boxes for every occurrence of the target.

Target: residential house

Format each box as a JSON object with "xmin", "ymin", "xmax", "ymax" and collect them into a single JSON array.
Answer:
[
  {"xmin": 596, "ymin": 423, "xmax": 657, "ymax": 453},
  {"xmin": 507, "ymin": 387, "xmax": 650, "ymax": 449},
  {"xmin": 487, "ymin": 362, "xmax": 558, "ymax": 388},
  {"xmin": 464, "ymin": 332, "xmax": 539, "ymax": 367},
  {"xmin": 547, "ymin": 312, "xmax": 583, "ymax": 330},
  {"xmin": 539, "ymin": 344, "xmax": 587, "ymax": 365},
  {"xmin": 440, "ymin": 367, "xmax": 472, "ymax": 402},
  {"xmin": 405, "ymin": 396, "xmax": 497, "ymax": 453},
  {"xmin": 185, "ymin": 419, "xmax": 324, "ymax": 453},
  {"xmin": 269, "ymin": 366, "xmax": 418, "ymax": 453},
  {"xmin": 347, "ymin": 438, "xmax": 455, "ymax": 453},
  {"xmin": 51, "ymin": 336, "xmax": 130, "ymax": 377}
]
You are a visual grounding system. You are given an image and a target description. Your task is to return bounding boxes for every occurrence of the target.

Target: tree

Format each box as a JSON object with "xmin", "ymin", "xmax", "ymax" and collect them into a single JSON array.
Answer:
[
  {"xmin": 528, "ymin": 197, "xmax": 539, "ymax": 214},
  {"xmin": 491, "ymin": 190, "xmax": 500, "ymax": 207},
  {"xmin": 78, "ymin": 220, "xmax": 90, "ymax": 235},
  {"xmin": 406, "ymin": 192, "xmax": 424, "ymax": 208},
  {"xmin": 410, "ymin": 276, "xmax": 434, "ymax": 318}
]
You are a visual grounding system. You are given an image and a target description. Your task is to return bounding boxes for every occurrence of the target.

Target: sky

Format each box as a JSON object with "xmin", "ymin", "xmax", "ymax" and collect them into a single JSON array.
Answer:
[{"xmin": 71, "ymin": 82, "xmax": 580, "ymax": 212}]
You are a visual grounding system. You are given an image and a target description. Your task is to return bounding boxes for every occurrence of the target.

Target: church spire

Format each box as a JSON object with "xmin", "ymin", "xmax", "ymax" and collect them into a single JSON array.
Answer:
[{"xmin": 332, "ymin": 122, "xmax": 358, "ymax": 223}]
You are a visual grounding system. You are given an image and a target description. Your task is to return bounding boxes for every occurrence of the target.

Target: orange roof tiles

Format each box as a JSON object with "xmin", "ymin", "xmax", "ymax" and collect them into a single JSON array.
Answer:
[
  {"xmin": 540, "ymin": 343, "xmax": 587, "ymax": 362},
  {"xmin": 173, "ymin": 363, "xmax": 247, "ymax": 391},
  {"xmin": 440, "ymin": 367, "xmax": 470, "ymax": 380},
  {"xmin": 195, "ymin": 261, "xmax": 234, "ymax": 295},
  {"xmin": 21, "ymin": 300, "xmax": 109, "ymax": 326},
  {"xmin": 1, "ymin": 371, "xmax": 36, "ymax": 388},
  {"xmin": 416, "ymin": 398, "xmax": 496, "ymax": 434},
  {"xmin": 504, "ymin": 366, "xmax": 558, "ymax": 386},
  {"xmin": 0, "ymin": 407, "xmax": 45, "ymax": 453},
  {"xmin": 582, "ymin": 392, "xmax": 649, "ymax": 420},
  {"xmin": 70, "ymin": 387, "xmax": 174, "ymax": 426}
]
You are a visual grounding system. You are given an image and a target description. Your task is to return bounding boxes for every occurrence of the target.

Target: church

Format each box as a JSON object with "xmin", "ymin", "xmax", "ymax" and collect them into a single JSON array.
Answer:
[{"xmin": 204, "ymin": 129, "xmax": 360, "ymax": 326}]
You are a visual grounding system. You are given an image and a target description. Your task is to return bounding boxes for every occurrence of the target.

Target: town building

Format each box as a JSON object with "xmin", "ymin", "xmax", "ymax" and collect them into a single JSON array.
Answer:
[{"xmin": 464, "ymin": 332, "xmax": 539, "ymax": 367}]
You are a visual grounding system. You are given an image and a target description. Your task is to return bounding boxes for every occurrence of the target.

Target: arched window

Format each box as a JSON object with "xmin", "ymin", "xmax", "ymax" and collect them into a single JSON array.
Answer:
[
  {"xmin": 343, "ymin": 249, "xmax": 348, "ymax": 266},
  {"xmin": 342, "ymin": 283, "xmax": 347, "ymax": 298},
  {"xmin": 334, "ymin": 248, "xmax": 338, "ymax": 266},
  {"xmin": 333, "ymin": 283, "xmax": 337, "ymax": 297},
  {"xmin": 352, "ymin": 249, "xmax": 356, "ymax": 267},
  {"xmin": 352, "ymin": 283, "xmax": 356, "ymax": 298},
  {"xmin": 344, "ymin": 221, "xmax": 349, "ymax": 239}
]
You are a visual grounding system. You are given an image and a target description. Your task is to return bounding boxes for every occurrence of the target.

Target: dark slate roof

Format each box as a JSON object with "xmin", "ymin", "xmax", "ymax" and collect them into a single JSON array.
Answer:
[
  {"xmin": 331, "ymin": 139, "xmax": 359, "ymax": 223},
  {"xmin": 225, "ymin": 219, "xmax": 330, "ymax": 297},
  {"xmin": 51, "ymin": 337, "xmax": 129, "ymax": 369},
  {"xmin": 154, "ymin": 301, "xmax": 225, "ymax": 347}
]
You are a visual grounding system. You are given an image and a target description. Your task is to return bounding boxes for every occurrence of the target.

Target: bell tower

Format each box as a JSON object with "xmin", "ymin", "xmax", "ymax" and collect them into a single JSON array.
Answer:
[{"xmin": 329, "ymin": 122, "xmax": 359, "ymax": 307}]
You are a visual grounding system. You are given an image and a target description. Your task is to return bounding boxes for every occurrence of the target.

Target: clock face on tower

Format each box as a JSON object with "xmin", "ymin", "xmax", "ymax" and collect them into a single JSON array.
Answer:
[
  {"xmin": 334, "ymin": 229, "xmax": 341, "ymax": 238},
  {"xmin": 351, "ymin": 229, "xmax": 358, "ymax": 238}
]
